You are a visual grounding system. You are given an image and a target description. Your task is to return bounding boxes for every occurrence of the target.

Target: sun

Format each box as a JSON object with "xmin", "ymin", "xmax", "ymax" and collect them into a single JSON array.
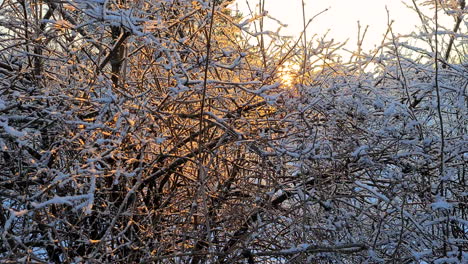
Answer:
[{"xmin": 278, "ymin": 62, "xmax": 300, "ymax": 87}]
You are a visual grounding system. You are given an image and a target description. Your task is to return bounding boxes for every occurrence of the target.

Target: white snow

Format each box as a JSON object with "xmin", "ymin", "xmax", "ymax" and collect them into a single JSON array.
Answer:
[{"xmin": 430, "ymin": 196, "xmax": 454, "ymax": 211}]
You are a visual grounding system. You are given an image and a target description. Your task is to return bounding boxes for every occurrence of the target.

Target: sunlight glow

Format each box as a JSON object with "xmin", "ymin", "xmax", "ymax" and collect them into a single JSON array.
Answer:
[{"xmin": 278, "ymin": 62, "xmax": 300, "ymax": 87}]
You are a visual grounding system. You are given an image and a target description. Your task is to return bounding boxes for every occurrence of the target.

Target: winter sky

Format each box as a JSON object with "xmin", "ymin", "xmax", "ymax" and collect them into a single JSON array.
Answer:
[{"xmin": 232, "ymin": 0, "xmax": 423, "ymax": 53}]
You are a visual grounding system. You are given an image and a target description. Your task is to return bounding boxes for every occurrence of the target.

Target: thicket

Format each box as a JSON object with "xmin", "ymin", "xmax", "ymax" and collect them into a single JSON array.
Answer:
[{"xmin": 0, "ymin": 0, "xmax": 466, "ymax": 263}]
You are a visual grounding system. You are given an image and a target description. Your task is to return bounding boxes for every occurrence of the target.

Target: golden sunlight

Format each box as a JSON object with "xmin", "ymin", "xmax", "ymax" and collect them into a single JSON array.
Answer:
[{"xmin": 278, "ymin": 62, "xmax": 300, "ymax": 88}]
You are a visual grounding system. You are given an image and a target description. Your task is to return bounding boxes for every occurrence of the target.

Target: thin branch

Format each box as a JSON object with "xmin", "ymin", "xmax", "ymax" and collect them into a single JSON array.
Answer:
[{"xmin": 252, "ymin": 243, "xmax": 368, "ymax": 257}]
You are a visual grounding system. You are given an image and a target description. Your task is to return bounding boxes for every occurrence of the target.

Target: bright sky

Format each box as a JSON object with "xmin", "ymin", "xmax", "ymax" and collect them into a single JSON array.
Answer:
[{"xmin": 233, "ymin": 0, "xmax": 422, "ymax": 53}]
